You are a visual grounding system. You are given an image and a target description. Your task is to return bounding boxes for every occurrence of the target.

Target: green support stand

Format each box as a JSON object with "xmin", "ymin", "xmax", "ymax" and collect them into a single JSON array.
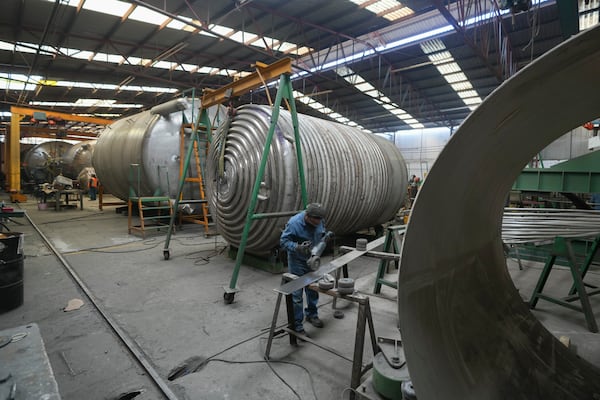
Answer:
[
  {"xmin": 162, "ymin": 94, "xmax": 211, "ymax": 260},
  {"xmin": 529, "ymin": 236, "xmax": 600, "ymax": 332},
  {"xmin": 224, "ymin": 74, "xmax": 308, "ymax": 304},
  {"xmin": 373, "ymin": 225, "xmax": 405, "ymax": 294}
]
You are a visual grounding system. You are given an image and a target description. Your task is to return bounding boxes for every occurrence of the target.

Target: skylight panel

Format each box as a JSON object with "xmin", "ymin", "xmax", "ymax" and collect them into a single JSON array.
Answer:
[
  {"xmin": 230, "ymin": 31, "xmax": 258, "ymax": 44},
  {"xmin": 445, "ymin": 72, "xmax": 468, "ymax": 83},
  {"xmin": 450, "ymin": 82, "xmax": 472, "ymax": 91},
  {"xmin": 385, "ymin": 7, "xmax": 414, "ymax": 20},
  {"xmin": 355, "ymin": 82, "xmax": 375, "ymax": 92},
  {"xmin": 30, "ymin": 100, "xmax": 143, "ymax": 109},
  {"xmin": 336, "ymin": 66, "xmax": 424, "ymax": 128},
  {"xmin": 82, "ymin": 0, "xmax": 131, "ymax": 17},
  {"xmin": 421, "ymin": 39, "xmax": 483, "ymax": 111},
  {"xmin": 128, "ymin": 6, "xmax": 169, "ymax": 25},
  {"xmin": 208, "ymin": 25, "xmax": 235, "ymax": 37}
]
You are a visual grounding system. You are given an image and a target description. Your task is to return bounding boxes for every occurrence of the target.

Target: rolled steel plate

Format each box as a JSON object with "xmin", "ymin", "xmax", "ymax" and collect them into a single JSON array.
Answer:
[
  {"xmin": 206, "ymin": 104, "xmax": 408, "ymax": 256},
  {"xmin": 398, "ymin": 25, "xmax": 600, "ymax": 400}
]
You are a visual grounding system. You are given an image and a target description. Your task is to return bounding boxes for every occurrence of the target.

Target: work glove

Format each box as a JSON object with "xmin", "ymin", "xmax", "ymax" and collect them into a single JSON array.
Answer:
[{"xmin": 296, "ymin": 241, "xmax": 312, "ymax": 257}]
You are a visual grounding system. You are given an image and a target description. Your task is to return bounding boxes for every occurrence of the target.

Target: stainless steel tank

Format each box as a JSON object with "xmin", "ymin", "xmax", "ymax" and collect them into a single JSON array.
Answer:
[
  {"xmin": 205, "ymin": 104, "xmax": 408, "ymax": 256},
  {"xmin": 62, "ymin": 140, "xmax": 96, "ymax": 179},
  {"xmin": 92, "ymin": 98, "xmax": 226, "ymax": 200},
  {"xmin": 398, "ymin": 25, "xmax": 600, "ymax": 400},
  {"xmin": 22, "ymin": 140, "xmax": 73, "ymax": 183}
]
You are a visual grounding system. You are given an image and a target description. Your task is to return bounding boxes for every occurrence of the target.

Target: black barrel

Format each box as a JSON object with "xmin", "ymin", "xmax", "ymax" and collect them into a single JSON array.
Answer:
[{"xmin": 0, "ymin": 232, "xmax": 24, "ymax": 313}]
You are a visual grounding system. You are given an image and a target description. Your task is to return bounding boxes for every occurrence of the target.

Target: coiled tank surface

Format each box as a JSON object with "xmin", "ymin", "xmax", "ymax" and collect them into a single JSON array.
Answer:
[
  {"xmin": 206, "ymin": 104, "xmax": 408, "ymax": 256},
  {"xmin": 22, "ymin": 140, "xmax": 73, "ymax": 183},
  {"xmin": 92, "ymin": 98, "xmax": 226, "ymax": 200}
]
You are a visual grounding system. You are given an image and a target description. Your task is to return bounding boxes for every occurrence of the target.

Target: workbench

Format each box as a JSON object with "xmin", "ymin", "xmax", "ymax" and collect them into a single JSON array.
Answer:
[
  {"xmin": 0, "ymin": 209, "xmax": 25, "ymax": 231},
  {"xmin": 40, "ymin": 189, "xmax": 83, "ymax": 211},
  {"xmin": 0, "ymin": 323, "xmax": 61, "ymax": 399}
]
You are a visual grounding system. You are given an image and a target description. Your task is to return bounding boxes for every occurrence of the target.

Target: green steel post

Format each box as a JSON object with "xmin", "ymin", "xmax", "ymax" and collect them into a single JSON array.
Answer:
[
  {"xmin": 569, "ymin": 236, "xmax": 600, "ymax": 295},
  {"xmin": 228, "ymin": 74, "xmax": 305, "ymax": 294}
]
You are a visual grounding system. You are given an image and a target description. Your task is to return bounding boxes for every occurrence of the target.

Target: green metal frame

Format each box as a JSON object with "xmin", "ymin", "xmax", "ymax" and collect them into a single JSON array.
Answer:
[
  {"xmin": 373, "ymin": 225, "xmax": 405, "ymax": 294},
  {"xmin": 529, "ymin": 236, "xmax": 600, "ymax": 332},
  {"xmin": 227, "ymin": 74, "xmax": 307, "ymax": 297},
  {"xmin": 162, "ymin": 91, "xmax": 208, "ymax": 257}
]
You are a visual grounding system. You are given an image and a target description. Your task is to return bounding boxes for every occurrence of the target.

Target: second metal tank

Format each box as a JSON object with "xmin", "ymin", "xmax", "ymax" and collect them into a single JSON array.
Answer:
[
  {"xmin": 92, "ymin": 98, "xmax": 225, "ymax": 200},
  {"xmin": 206, "ymin": 104, "xmax": 408, "ymax": 256}
]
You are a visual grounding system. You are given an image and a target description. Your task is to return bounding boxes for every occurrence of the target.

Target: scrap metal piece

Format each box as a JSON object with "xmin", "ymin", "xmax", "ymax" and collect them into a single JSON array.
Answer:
[{"xmin": 398, "ymin": 25, "xmax": 600, "ymax": 400}]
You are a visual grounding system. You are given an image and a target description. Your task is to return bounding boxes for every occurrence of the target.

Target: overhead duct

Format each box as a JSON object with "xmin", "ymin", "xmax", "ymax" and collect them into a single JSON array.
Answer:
[
  {"xmin": 92, "ymin": 99, "xmax": 225, "ymax": 200},
  {"xmin": 205, "ymin": 104, "xmax": 408, "ymax": 257},
  {"xmin": 398, "ymin": 25, "xmax": 600, "ymax": 400}
]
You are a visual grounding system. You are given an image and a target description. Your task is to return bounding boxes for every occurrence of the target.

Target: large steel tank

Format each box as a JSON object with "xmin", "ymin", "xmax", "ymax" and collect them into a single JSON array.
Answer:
[
  {"xmin": 92, "ymin": 98, "xmax": 226, "ymax": 200},
  {"xmin": 206, "ymin": 104, "xmax": 408, "ymax": 256},
  {"xmin": 22, "ymin": 140, "xmax": 73, "ymax": 183},
  {"xmin": 62, "ymin": 140, "xmax": 96, "ymax": 179}
]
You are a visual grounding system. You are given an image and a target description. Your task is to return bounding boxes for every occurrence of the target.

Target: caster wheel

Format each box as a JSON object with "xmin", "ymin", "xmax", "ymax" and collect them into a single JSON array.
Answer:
[
  {"xmin": 224, "ymin": 292, "xmax": 235, "ymax": 304},
  {"xmin": 163, "ymin": 250, "xmax": 170, "ymax": 260}
]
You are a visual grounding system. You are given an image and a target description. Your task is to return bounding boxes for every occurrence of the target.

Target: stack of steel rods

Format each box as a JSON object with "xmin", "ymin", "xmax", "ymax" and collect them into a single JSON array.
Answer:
[{"xmin": 502, "ymin": 208, "xmax": 600, "ymax": 244}]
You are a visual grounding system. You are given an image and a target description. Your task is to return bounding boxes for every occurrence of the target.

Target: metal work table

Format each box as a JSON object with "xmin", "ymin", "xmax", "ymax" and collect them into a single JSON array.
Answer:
[
  {"xmin": 0, "ymin": 209, "xmax": 25, "ymax": 231},
  {"xmin": 0, "ymin": 323, "xmax": 61, "ymax": 399},
  {"xmin": 265, "ymin": 273, "xmax": 379, "ymax": 400}
]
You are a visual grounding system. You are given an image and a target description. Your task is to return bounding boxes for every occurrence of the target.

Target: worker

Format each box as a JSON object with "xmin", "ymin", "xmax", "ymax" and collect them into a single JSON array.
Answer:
[
  {"xmin": 89, "ymin": 174, "xmax": 98, "ymax": 201},
  {"xmin": 409, "ymin": 176, "xmax": 419, "ymax": 201},
  {"xmin": 280, "ymin": 203, "xmax": 328, "ymax": 335}
]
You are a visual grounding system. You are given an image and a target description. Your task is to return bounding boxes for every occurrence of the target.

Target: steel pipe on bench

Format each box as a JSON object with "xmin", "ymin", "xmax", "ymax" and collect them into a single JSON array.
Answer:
[{"xmin": 399, "ymin": 25, "xmax": 600, "ymax": 400}]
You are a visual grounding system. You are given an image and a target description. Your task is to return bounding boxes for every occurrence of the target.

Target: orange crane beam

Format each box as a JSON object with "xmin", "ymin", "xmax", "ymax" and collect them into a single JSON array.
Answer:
[
  {"xmin": 7, "ymin": 106, "xmax": 112, "ymax": 194},
  {"xmin": 201, "ymin": 58, "xmax": 293, "ymax": 108}
]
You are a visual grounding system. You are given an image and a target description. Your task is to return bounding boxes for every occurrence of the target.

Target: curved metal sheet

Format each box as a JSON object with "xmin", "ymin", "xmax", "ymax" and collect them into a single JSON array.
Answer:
[
  {"xmin": 398, "ymin": 25, "xmax": 600, "ymax": 400},
  {"xmin": 206, "ymin": 104, "xmax": 408, "ymax": 256}
]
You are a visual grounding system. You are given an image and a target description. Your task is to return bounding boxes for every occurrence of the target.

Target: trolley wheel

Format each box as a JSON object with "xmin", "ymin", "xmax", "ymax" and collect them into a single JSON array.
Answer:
[
  {"xmin": 163, "ymin": 250, "xmax": 170, "ymax": 260},
  {"xmin": 223, "ymin": 292, "xmax": 235, "ymax": 304}
]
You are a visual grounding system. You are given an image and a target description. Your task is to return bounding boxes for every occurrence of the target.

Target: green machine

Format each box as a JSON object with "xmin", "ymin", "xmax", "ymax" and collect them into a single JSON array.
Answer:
[{"xmin": 356, "ymin": 338, "xmax": 416, "ymax": 400}]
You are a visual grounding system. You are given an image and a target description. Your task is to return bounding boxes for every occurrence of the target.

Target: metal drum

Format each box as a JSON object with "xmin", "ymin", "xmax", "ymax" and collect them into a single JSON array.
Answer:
[
  {"xmin": 92, "ymin": 98, "xmax": 226, "ymax": 201},
  {"xmin": 205, "ymin": 104, "xmax": 408, "ymax": 256},
  {"xmin": 0, "ymin": 232, "xmax": 24, "ymax": 314},
  {"xmin": 22, "ymin": 141, "xmax": 73, "ymax": 183}
]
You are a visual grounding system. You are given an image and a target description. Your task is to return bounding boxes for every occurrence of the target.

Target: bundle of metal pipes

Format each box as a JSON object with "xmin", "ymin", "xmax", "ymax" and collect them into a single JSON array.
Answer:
[{"xmin": 502, "ymin": 208, "xmax": 600, "ymax": 244}]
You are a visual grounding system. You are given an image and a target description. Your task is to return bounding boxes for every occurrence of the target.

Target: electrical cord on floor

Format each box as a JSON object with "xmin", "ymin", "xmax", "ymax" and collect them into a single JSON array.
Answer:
[
  {"xmin": 340, "ymin": 387, "xmax": 360, "ymax": 400},
  {"xmin": 184, "ymin": 246, "xmax": 228, "ymax": 265},
  {"xmin": 62, "ymin": 238, "xmax": 163, "ymax": 254}
]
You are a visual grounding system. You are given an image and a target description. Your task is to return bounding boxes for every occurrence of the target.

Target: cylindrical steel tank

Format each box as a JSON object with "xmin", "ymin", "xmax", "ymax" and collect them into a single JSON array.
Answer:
[
  {"xmin": 62, "ymin": 140, "xmax": 96, "ymax": 179},
  {"xmin": 22, "ymin": 140, "xmax": 73, "ymax": 183},
  {"xmin": 205, "ymin": 104, "xmax": 408, "ymax": 256},
  {"xmin": 77, "ymin": 167, "xmax": 95, "ymax": 193},
  {"xmin": 92, "ymin": 98, "xmax": 226, "ymax": 200}
]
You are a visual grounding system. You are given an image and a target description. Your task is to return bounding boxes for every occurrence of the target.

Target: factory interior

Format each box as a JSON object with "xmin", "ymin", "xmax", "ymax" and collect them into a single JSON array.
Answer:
[{"xmin": 1, "ymin": 1, "xmax": 600, "ymax": 399}]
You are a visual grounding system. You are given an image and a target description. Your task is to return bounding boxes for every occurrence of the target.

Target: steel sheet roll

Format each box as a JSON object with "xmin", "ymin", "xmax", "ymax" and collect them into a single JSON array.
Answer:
[
  {"xmin": 206, "ymin": 104, "xmax": 408, "ymax": 256},
  {"xmin": 23, "ymin": 140, "xmax": 73, "ymax": 183},
  {"xmin": 92, "ymin": 99, "xmax": 225, "ymax": 200},
  {"xmin": 398, "ymin": 25, "xmax": 600, "ymax": 400}
]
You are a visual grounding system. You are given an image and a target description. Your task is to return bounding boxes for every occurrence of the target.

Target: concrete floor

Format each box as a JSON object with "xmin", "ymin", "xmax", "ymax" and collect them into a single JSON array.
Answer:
[{"xmin": 1, "ymin": 195, "xmax": 600, "ymax": 399}]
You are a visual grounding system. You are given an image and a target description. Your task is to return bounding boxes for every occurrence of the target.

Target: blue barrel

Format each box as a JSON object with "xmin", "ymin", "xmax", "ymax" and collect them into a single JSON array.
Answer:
[{"xmin": 0, "ymin": 232, "xmax": 24, "ymax": 313}]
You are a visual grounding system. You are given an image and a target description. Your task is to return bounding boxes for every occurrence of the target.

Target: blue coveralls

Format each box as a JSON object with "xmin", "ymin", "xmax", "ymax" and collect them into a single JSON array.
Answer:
[{"xmin": 280, "ymin": 211, "xmax": 326, "ymax": 332}]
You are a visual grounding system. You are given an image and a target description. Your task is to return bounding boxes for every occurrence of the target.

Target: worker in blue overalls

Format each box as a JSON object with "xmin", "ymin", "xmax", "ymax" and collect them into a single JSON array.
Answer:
[{"xmin": 280, "ymin": 203, "xmax": 327, "ymax": 336}]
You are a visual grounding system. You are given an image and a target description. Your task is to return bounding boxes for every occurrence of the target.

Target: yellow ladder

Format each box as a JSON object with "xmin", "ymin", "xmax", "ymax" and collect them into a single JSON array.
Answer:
[{"xmin": 178, "ymin": 123, "xmax": 211, "ymax": 234}]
